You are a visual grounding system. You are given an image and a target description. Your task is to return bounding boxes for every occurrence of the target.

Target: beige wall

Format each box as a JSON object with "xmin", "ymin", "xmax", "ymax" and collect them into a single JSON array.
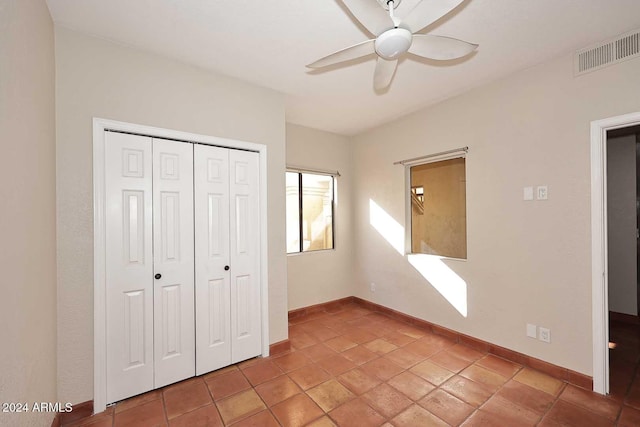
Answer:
[
  {"xmin": 607, "ymin": 135, "xmax": 637, "ymax": 315},
  {"xmin": 55, "ymin": 27, "xmax": 288, "ymax": 404},
  {"xmin": 286, "ymin": 124, "xmax": 354, "ymax": 310},
  {"xmin": 0, "ymin": 1, "xmax": 57, "ymax": 426},
  {"xmin": 352, "ymin": 53, "xmax": 640, "ymax": 375}
]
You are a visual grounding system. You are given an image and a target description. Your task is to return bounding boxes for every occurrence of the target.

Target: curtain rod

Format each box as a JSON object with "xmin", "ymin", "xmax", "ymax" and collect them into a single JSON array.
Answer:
[
  {"xmin": 393, "ymin": 146, "xmax": 469, "ymax": 166},
  {"xmin": 287, "ymin": 165, "xmax": 341, "ymax": 177}
]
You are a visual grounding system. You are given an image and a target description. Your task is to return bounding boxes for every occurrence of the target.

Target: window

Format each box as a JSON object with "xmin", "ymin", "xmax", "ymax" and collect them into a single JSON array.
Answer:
[
  {"xmin": 286, "ymin": 171, "xmax": 335, "ymax": 253},
  {"xmin": 410, "ymin": 157, "xmax": 466, "ymax": 259}
]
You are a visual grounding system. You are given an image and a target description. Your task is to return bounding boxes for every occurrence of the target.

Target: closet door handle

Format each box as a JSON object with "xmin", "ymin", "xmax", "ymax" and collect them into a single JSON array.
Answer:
[
  {"xmin": 224, "ymin": 266, "xmax": 230, "ymax": 271},
  {"xmin": 154, "ymin": 273, "xmax": 162, "ymax": 280}
]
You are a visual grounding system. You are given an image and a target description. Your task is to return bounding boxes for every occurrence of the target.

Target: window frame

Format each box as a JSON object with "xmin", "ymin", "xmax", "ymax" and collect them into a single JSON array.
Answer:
[
  {"xmin": 286, "ymin": 169, "xmax": 336, "ymax": 255},
  {"xmin": 404, "ymin": 153, "xmax": 468, "ymax": 260}
]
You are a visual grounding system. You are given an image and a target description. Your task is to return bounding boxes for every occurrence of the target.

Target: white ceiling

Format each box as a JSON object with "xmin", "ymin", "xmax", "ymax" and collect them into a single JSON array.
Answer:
[{"xmin": 46, "ymin": 0, "xmax": 640, "ymax": 136}]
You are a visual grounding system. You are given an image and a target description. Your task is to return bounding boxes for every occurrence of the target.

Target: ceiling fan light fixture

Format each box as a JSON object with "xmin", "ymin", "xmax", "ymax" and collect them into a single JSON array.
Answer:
[{"xmin": 375, "ymin": 28, "xmax": 412, "ymax": 60}]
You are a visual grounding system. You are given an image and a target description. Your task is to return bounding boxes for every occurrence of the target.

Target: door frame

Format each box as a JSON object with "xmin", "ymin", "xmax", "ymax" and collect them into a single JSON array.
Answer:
[
  {"xmin": 93, "ymin": 118, "xmax": 270, "ymax": 413},
  {"xmin": 591, "ymin": 111, "xmax": 640, "ymax": 395}
]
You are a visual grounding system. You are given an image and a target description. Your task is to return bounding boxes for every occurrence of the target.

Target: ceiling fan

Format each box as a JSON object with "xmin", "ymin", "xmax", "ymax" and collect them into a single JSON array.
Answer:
[{"xmin": 307, "ymin": 0, "xmax": 478, "ymax": 90}]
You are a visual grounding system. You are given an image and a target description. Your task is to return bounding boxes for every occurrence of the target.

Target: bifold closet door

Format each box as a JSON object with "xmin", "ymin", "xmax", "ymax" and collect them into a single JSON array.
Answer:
[
  {"xmin": 194, "ymin": 145, "xmax": 261, "ymax": 375},
  {"xmin": 105, "ymin": 133, "xmax": 195, "ymax": 403},
  {"xmin": 152, "ymin": 138, "xmax": 195, "ymax": 388},
  {"xmin": 105, "ymin": 132, "xmax": 154, "ymax": 403}
]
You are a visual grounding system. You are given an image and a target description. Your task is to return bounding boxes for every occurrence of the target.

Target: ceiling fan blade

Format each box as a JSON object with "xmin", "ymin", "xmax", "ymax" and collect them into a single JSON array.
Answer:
[
  {"xmin": 401, "ymin": 0, "xmax": 465, "ymax": 33},
  {"xmin": 409, "ymin": 34, "xmax": 478, "ymax": 60},
  {"xmin": 307, "ymin": 39, "xmax": 376, "ymax": 69},
  {"xmin": 373, "ymin": 57, "xmax": 398, "ymax": 90},
  {"xmin": 339, "ymin": 0, "xmax": 394, "ymax": 36}
]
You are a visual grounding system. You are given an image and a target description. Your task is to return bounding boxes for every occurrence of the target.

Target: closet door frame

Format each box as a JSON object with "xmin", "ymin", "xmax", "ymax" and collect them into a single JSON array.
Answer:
[{"xmin": 92, "ymin": 118, "xmax": 270, "ymax": 414}]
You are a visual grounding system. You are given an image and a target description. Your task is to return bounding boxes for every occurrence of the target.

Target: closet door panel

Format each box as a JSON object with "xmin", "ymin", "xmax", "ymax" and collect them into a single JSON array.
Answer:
[
  {"xmin": 194, "ymin": 144, "xmax": 232, "ymax": 375},
  {"xmin": 229, "ymin": 150, "xmax": 261, "ymax": 362},
  {"xmin": 152, "ymin": 139, "xmax": 195, "ymax": 388},
  {"xmin": 105, "ymin": 132, "xmax": 154, "ymax": 403}
]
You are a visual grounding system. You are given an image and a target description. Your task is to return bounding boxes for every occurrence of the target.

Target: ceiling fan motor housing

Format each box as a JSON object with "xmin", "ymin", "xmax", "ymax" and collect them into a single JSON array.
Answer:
[{"xmin": 375, "ymin": 28, "xmax": 412, "ymax": 60}]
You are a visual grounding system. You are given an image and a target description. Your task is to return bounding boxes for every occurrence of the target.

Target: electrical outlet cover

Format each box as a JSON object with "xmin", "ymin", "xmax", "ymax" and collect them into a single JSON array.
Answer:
[{"xmin": 539, "ymin": 327, "xmax": 551, "ymax": 343}]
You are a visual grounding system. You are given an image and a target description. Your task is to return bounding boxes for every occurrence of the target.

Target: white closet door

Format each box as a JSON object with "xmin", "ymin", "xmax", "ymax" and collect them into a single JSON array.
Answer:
[
  {"xmin": 152, "ymin": 138, "xmax": 195, "ymax": 388},
  {"xmin": 105, "ymin": 132, "xmax": 154, "ymax": 403},
  {"xmin": 194, "ymin": 144, "xmax": 232, "ymax": 375},
  {"xmin": 229, "ymin": 150, "xmax": 261, "ymax": 362}
]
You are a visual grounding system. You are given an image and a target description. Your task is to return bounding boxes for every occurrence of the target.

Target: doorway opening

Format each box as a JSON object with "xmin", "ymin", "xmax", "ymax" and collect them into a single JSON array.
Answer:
[
  {"xmin": 607, "ymin": 125, "xmax": 640, "ymax": 401},
  {"xmin": 591, "ymin": 112, "xmax": 640, "ymax": 396}
]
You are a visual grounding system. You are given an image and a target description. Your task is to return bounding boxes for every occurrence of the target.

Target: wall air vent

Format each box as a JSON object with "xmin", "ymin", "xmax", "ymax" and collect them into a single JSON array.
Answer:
[{"xmin": 574, "ymin": 28, "xmax": 640, "ymax": 76}]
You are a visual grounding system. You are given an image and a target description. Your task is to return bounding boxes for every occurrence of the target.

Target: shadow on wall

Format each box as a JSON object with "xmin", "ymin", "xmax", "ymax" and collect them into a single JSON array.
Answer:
[{"xmin": 368, "ymin": 199, "xmax": 468, "ymax": 317}]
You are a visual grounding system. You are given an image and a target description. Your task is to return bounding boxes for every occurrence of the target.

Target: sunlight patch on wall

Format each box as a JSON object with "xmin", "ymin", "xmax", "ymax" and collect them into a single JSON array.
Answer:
[
  {"xmin": 407, "ymin": 254, "xmax": 468, "ymax": 317},
  {"xmin": 369, "ymin": 199, "xmax": 404, "ymax": 255}
]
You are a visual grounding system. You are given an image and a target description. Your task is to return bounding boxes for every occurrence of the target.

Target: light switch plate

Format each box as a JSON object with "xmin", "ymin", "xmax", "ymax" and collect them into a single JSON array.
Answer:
[
  {"xmin": 524, "ymin": 187, "xmax": 534, "ymax": 201},
  {"xmin": 526, "ymin": 323, "xmax": 537, "ymax": 338},
  {"xmin": 537, "ymin": 186, "xmax": 548, "ymax": 200}
]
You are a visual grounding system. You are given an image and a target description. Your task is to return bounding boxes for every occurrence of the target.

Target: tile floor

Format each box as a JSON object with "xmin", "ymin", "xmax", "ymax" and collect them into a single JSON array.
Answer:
[{"xmin": 64, "ymin": 304, "xmax": 640, "ymax": 426}]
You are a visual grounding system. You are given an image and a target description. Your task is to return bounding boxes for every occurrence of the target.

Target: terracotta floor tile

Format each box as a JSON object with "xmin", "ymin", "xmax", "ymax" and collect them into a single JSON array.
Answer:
[
  {"xmin": 316, "ymin": 354, "xmax": 357, "ymax": 376},
  {"xmin": 383, "ymin": 330, "xmax": 417, "ymax": 347},
  {"xmin": 255, "ymin": 375, "xmax": 302, "ymax": 406},
  {"xmin": 299, "ymin": 343, "xmax": 338, "ymax": 362},
  {"xmin": 539, "ymin": 400, "xmax": 614, "ymax": 427},
  {"xmin": 429, "ymin": 350, "xmax": 474, "ymax": 373},
  {"xmin": 403, "ymin": 339, "xmax": 442, "ymax": 359},
  {"xmin": 65, "ymin": 411, "xmax": 114, "ymax": 427},
  {"xmin": 475, "ymin": 354, "xmax": 522, "ymax": 378},
  {"xmin": 270, "ymin": 393, "xmax": 324, "ymax": 427},
  {"xmin": 163, "ymin": 380, "xmax": 212, "ymax": 419},
  {"xmin": 168, "ymin": 404, "xmax": 223, "ymax": 427},
  {"xmin": 363, "ymin": 338, "xmax": 398, "ymax": 355},
  {"xmin": 114, "ymin": 399, "xmax": 167, "ymax": 427},
  {"xmin": 324, "ymin": 336, "xmax": 358, "ymax": 352},
  {"xmin": 446, "ymin": 344, "xmax": 485, "ymax": 362},
  {"xmin": 410, "ymin": 360, "xmax": 455, "ymax": 386},
  {"xmin": 205, "ymin": 369, "xmax": 251, "ymax": 401},
  {"xmin": 341, "ymin": 345, "xmax": 378, "ymax": 365},
  {"xmin": 391, "ymin": 403, "xmax": 449, "ymax": 427},
  {"xmin": 307, "ymin": 326, "xmax": 341, "ymax": 342},
  {"xmin": 559, "ymin": 384, "xmax": 621, "ymax": 421},
  {"xmin": 419, "ymin": 389, "xmax": 474, "ymax": 426},
  {"xmin": 231, "ymin": 409, "xmax": 280, "ymax": 427},
  {"xmin": 288, "ymin": 364, "xmax": 332, "ymax": 390},
  {"xmin": 272, "ymin": 352, "xmax": 312, "ymax": 373},
  {"xmin": 115, "ymin": 389, "xmax": 162, "ymax": 414},
  {"xmin": 460, "ymin": 409, "xmax": 533, "ymax": 427},
  {"xmin": 618, "ymin": 404, "xmax": 640, "ymax": 427},
  {"xmin": 337, "ymin": 368, "xmax": 381, "ymax": 395},
  {"xmin": 420, "ymin": 333, "xmax": 456, "ymax": 351},
  {"xmin": 495, "ymin": 379, "xmax": 556, "ymax": 414},
  {"xmin": 202, "ymin": 365, "xmax": 239, "ymax": 380},
  {"xmin": 306, "ymin": 415, "xmax": 337, "ymax": 427},
  {"xmin": 241, "ymin": 360, "xmax": 284, "ymax": 386},
  {"xmin": 343, "ymin": 328, "xmax": 378, "ymax": 344},
  {"xmin": 307, "ymin": 379, "xmax": 355, "ymax": 412},
  {"xmin": 361, "ymin": 357, "xmax": 405, "ymax": 381},
  {"xmin": 290, "ymin": 332, "xmax": 319, "ymax": 350},
  {"xmin": 480, "ymin": 394, "xmax": 542, "ymax": 426},
  {"xmin": 329, "ymin": 398, "xmax": 386, "ymax": 427},
  {"xmin": 384, "ymin": 348, "xmax": 425, "ymax": 369},
  {"xmin": 460, "ymin": 364, "xmax": 508, "ymax": 392},
  {"xmin": 362, "ymin": 383, "xmax": 412, "ymax": 418},
  {"xmin": 388, "ymin": 371, "xmax": 435, "ymax": 401},
  {"xmin": 441, "ymin": 375, "xmax": 494, "ymax": 407},
  {"xmin": 396, "ymin": 325, "xmax": 428, "ymax": 339},
  {"xmin": 513, "ymin": 368, "xmax": 565, "ymax": 396},
  {"xmin": 215, "ymin": 389, "xmax": 266, "ymax": 424}
]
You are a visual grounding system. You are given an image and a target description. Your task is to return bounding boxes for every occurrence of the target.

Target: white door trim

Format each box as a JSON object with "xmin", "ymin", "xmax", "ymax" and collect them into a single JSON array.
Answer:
[
  {"xmin": 93, "ymin": 118, "xmax": 270, "ymax": 413},
  {"xmin": 591, "ymin": 111, "xmax": 640, "ymax": 395}
]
